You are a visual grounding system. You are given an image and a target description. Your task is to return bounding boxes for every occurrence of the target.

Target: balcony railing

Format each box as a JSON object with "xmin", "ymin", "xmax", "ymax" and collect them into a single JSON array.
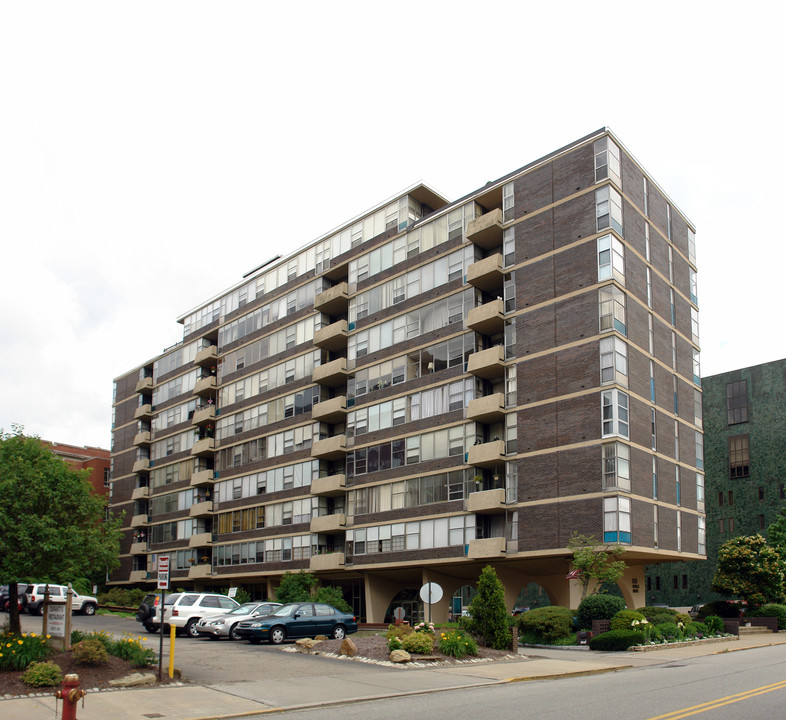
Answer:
[
  {"xmin": 466, "ymin": 208, "xmax": 504, "ymax": 249},
  {"xmin": 310, "ymin": 513, "xmax": 347, "ymax": 534},
  {"xmin": 311, "ymin": 434, "xmax": 347, "ymax": 460},
  {"xmin": 313, "ymin": 320, "xmax": 348, "ymax": 351},
  {"xmin": 312, "ymin": 396, "xmax": 347, "ymax": 424},
  {"xmin": 313, "ymin": 282, "xmax": 349, "ymax": 315},
  {"xmin": 309, "ymin": 552, "xmax": 345, "ymax": 571},
  {"xmin": 467, "ymin": 439, "xmax": 506, "ymax": 469},
  {"xmin": 467, "ymin": 253, "xmax": 504, "ymax": 293},
  {"xmin": 466, "ymin": 393, "xmax": 505, "ymax": 424},
  {"xmin": 466, "ymin": 536, "xmax": 506, "ymax": 558},
  {"xmin": 467, "ymin": 346, "xmax": 505, "ymax": 379},
  {"xmin": 312, "ymin": 358, "xmax": 348, "ymax": 387},
  {"xmin": 310, "ymin": 474, "xmax": 347, "ymax": 497},
  {"xmin": 466, "ymin": 299, "xmax": 505, "ymax": 336}
]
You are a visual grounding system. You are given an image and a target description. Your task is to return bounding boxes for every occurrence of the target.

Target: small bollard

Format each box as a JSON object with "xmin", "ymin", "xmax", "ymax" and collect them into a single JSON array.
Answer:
[{"xmin": 55, "ymin": 673, "xmax": 87, "ymax": 720}]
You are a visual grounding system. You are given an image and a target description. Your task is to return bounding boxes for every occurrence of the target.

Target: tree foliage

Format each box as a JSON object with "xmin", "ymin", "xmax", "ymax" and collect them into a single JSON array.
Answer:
[
  {"xmin": 568, "ymin": 533, "xmax": 627, "ymax": 601},
  {"xmin": 0, "ymin": 427, "xmax": 122, "ymax": 633},
  {"xmin": 712, "ymin": 534, "xmax": 786, "ymax": 607},
  {"xmin": 466, "ymin": 565, "xmax": 512, "ymax": 650},
  {"xmin": 766, "ymin": 508, "xmax": 786, "ymax": 558},
  {"xmin": 274, "ymin": 570, "xmax": 352, "ymax": 612}
]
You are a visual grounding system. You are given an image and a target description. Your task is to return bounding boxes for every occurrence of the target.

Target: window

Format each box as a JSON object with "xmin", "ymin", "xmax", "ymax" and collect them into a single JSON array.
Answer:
[
  {"xmin": 601, "ymin": 389, "xmax": 629, "ymax": 438},
  {"xmin": 695, "ymin": 431, "xmax": 703, "ymax": 470},
  {"xmin": 698, "ymin": 516, "xmax": 706, "ymax": 554},
  {"xmin": 691, "ymin": 307, "xmax": 700, "ymax": 345},
  {"xmin": 693, "ymin": 350, "xmax": 701, "ymax": 386},
  {"xmin": 602, "ymin": 443, "xmax": 630, "ymax": 491},
  {"xmin": 599, "ymin": 286, "xmax": 626, "ymax": 334},
  {"xmin": 696, "ymin": 473, "xmax": 704, "ymax": 510},
  {"xmin": 643, "ymin": 177, "xmax": 649, "ymax": 217},
  {"xmin": 689, "ymin": 268, "xmax": 698, "ymax": 305},
  {"xmin": 688, "ymin": 229, "xmax": 697, "ymax": 266},
  {"xmin": 652, "ymin": 457, "xmax": 658, "ymax": 499},
  {"xmin": 726, "ymin": 381, "xmax": 748, "ymax": 425},
  {"xmin": 604, "ymin": 496, "xmax": 631, "ymax": 543},
  {"xmin": 502, "ymin": 182, "xmax": 515, "ymax": 223},
  {"xmin": 646, "ymin": 268, "xmax": 652, "ymax": 308},
  {"xmin": 650, "ymin": 408, "xmax": 657, "ymax": 450},
  {"xmin": 595, "ymin": 185, "xmax": 623, "ymax": 234},
  {"xmin": 759, "ymin": 514, "xmax": 766, "ymax": 530},
  {"xmin": 728, "ymin": 490, "xmax": 734, "ymax": 505},
  {"xmin": 649, "ymin": 360, "xmax": 656, "ymax": 402},
  {"xmin": 597, "ymin": 235, "xmax": 625, "ymax": 283},
  {"xmin": 600, "ymin": 337, "xmax": 628, "ymax": 386},
  {"xmin": 729, "ymin": 435, "xmax": 749, "ymax": 478},
  {"xmin": 594, "ymin": 137, "xmax": 621, "ymax": 186},
  {"xmin": 758, "ymin": 486, "xmax": 765, "ymax": 501}
]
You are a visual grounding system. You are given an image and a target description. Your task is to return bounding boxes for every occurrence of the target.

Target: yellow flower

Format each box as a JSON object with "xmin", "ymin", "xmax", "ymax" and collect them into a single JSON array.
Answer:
[
  {"xmin": 17, "ymin": 640, "xmax": 23, "ymax": 645},
  {"xmin": 46, "ymin": 635, "xmax": 51, "ymax": 639}
]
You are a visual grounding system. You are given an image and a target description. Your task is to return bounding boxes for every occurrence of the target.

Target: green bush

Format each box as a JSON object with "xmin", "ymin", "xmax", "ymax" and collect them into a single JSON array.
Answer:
[
  {"xmin": 0, "ymin": 631, "xmax": 52, "ymax": 670},
  {"xmin": 610, "ymin": 609, "xmax": 645, "ymax": 631},
  {"xmin": 387, "ymin": 635, "xmax": 404, "ymax": 652},
  {"xmin": 654, "ymin": 622, "xmax": 680, "ymax": 640},
  {"xmin": 97, "ymin": 587, "xmax": 147, "ymax": 607},
  {"xmin": 639, "ymin": 606, "xmax": 677, "ymax": 618},
  {"xmin": 22, "ymin": 661, "xmax": 62, "ymax": 687},
  {"xmin": 70, "ymin": 629, "xmax": 113, "ymax": 649},
  {"xmin": 704, "ymin": 616, "xmax": 724, "ymax": 634},
  {"xmin": 685, "ymin": 621, "xmax": 707, "ymax": 637},
  {"xmin": 71, "ymin": 638, "xmax": 110, "ymax": 665},
  {"xmin": 385, "ymin": 624, "xmax": 413, "ymax": 641},
  {"xmin": 465, "ymin": 566, "xmax": 512, "ymax": 650},
  {"xmin": 516, "ymin": 606, "xmax": 574, "ymax": 643},
  {"xmin": 576, "ymin": 594, "xmax": 627, "ymax": 630},
  {"xmin": 438, "ymin": 629, "xmax": 478, "ymax": 659},
  {"xmin": 401, "ymin": 630, "xmax": 435, "ymax": 654},
  {"xmin": 746, "ymin": 603, "xmax": 786, "ymax": 629},
  {"xmin": 588, "ymin": 629, "xmax": 644, "ymax": 651},
  {"xmin": 697, "ymin": 601, "xmax": 741, "ymax": 619},
  {"xmin": 108, "ymin": 634, "xmax": 157, "ymax": 667}
]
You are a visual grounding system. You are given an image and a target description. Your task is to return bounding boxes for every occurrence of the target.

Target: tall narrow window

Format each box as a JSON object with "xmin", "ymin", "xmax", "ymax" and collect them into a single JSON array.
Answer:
[
  {"xmin": 604, "ymin": 496, "xmax": 631, "ymax": 543},
  {"xmin": 729, "ymin": 435, "xmax": 749, "ymax": 478},
  {"xmin": 502, "ymin": 182, "xmax": 515, "ymax": 223},
  {"xmin": 602, "ymin": 389, "xmax": 629, "ymax": 438},
  {"xmin": 726, "ymin": 381, "xmax": 749, "ymax": 424},
  {"xmin": 596, "ymin": 186, "xmax": 623, "ymax": 234},
  {"xmin": 695, "ymin": 431, "xmax": 704, "ymax": 470},
  {"xmin": 651, "ymin": 408, "xmax": 657, "ymax": 451},
  {"xmin": 673, "ymin": 376, "xmax": 679, "ymax": 415},
  {"xmin": 649, "ymin": 360, "xmax": 656, "ymax": 402},
  {"xmin": 653, "ymin": 505, "xmax": 659, "ymax": 546},
  {"xmin": 671, "ymin": 331, "xmax": 677, "ymax": 369},
  {"xmin": 644, "ymin": 223, "xmax": 651, "ymax": 260},
  {"xmin": 676, "ymin": 510, "xmax": 681, "ymax": 551},
  {"xmin": 675, "ymin": 466, "xmax": 681, "ymax": 506},
  {"xmin": 693, "ymin": 350, "xmax": 701, "ymax": 386},
  {"xmin": 666, "ymin": 204, "xmax": 673, "ymax": 241},
  {"xmin": 648, "ymin": 314, "xmax": 654, "ymax": 354},
  {"xmin": 597, "ymin": 235, "xmax": 625, "ymax": 283},
  {"xmin": 594, "ymin": 137, "xmax": 622, "ymax": 186},
  {"xmin": 646, "ymin": 267, "xmax": 653, "ymax": 308},
  {"xmin": 696, "ymin": 473, "xmax": 705, "ymax": 511},
  {"xmin": 698, "ymin": 516, "xmax": 706, "ymax": 555},
  {"xmin": 694, "ymin": 389, "xmax": 703, "ymax": 429},
  {"xmin": 600, "ymin": 337, "xmax": 628, "ymax": 386},
  {"xmin": 599, "ymin": 286, "xmax": 626, "ymax": 335},
  {"xmin": 643, "ymin": 178, "xmax": 649, "ymax": 217},
  {"xmin": 652, "ymin": 457, "xmax": 658, "ymax": 499},
  {"xmin": 691, "ymin": 307, "xmax": 700, "ymax": 344},
  {"xmin": 689, "ymin": 268, "xmax": 698, "ymax": 305},
  {"xmin": 674, "ymin": 420, "xmax": 680, "ymax": 462},
  {"xmin": 669, "ymin": 288, "xmax": 676, "ymax": 326},
  {"xmin": 668, "ymin": 246, "xmax": 674, "ymax": 283},
  {"xmin": 603, "ymin": 443, "xmax": 631, "ymax": 491}
]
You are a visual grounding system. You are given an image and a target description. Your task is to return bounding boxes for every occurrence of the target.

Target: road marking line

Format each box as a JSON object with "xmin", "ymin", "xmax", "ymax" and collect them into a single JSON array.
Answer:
[{"xmin": 646, "ymin": 679, "xmax": 786, "ymax": 719}]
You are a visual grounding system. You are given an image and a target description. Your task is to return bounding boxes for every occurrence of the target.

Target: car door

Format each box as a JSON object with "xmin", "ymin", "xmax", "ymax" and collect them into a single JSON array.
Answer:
[
  {"xmin": 290, "ymin": 603, "xmax": 317, "ymax": 638},
  {"xmin": 313, "ymin": 603, "xmax": 338, "ymax": 636}
]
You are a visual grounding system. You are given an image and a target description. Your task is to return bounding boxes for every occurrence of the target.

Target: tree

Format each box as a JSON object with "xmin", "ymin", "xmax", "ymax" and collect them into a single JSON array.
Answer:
[
  {"xmin": 568, "ymin": 533, "xmax": 627, "ymax": 601},
  {"xmin": 766, "ymin": 508, "xmax": 786, "ymax": 558},
  {"xmin": 274, "ymin": 570, "xmax": 352, "ymax": 613},
  {"xmin": 0, "ymin": 427, "xmax": 122, "ymax": 634},
  {"xmin": 712, "ymin": 534, "xmax": 786, "ymax": 607},
  {"xmin": 466, "ymin": 565, "xmax": 511, "ymax": 650}
]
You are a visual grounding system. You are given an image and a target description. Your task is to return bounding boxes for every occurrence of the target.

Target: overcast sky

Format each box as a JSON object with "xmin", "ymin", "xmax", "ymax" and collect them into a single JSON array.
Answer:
[{"xmin": 1, "ymin": 1, "xmax": 783, "ymax": 449}]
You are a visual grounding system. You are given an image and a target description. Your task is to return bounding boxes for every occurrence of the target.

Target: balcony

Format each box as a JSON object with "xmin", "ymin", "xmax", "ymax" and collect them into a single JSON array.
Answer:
[
  {"xmin": 312, "ymin": 358, "xmax": 348, "ymax": 387},
  {"xmin": 191, "ymin": 437, "xmax": 215, "ymax": 457},
  {"xmin": 313, "ymin": 320, "xmax": 348, "ymax": 352},
  {"xmin": 467, "ymin": 439, "xmax": 506, "ymax": 469},
  {"xmin": 193, "ymin": 344, "xmax": 218, "ymax": 368},
  {"xmin": 310, "ymin": 513, "xmax": 346, "ymax": 534},
  {"xmin": 312, "ymin": 396, "xmax": 347, "ymax": 424},
  {"xmin": 311, "ymin": 434, "xmax": 347, "ymax": 460},
  {"xmin": 467, "ymin": 345, "xmax": 505, "ymax": 380},
  {"xmin": 466, "ymin": 536, "xmax": 506, "ymax": 558},
  {"xmin": 465, "ymin": 488, "xmax": 506, "ymax": 514},
  {"xmin": 134, "ymin": 404, "xmax": 153, "ymax": 420},
  {"xmin": 133, "ymin": 431, "xmax": 151, "ymax": 447},
  {"xmin": 193, "ymin": 376, "xmax": 217, "ymax": 397},
  {"xmin": 466, "ymin": 393, "xmax": 505, "ymax": 424},
  {"xmin": 131, "ymin": 486, "xmax": 150, "ymax": 501},
  {"xmin": 311, "ymin": 474, "xmax": 347, "ymax": 497},
  {"xmin": 314, "ymin": 282, "xmax": 349, "ymax": 315},
  {"xmin": 466, "ymin": 208, "xmax": 504, "ymax": 250},
  {"xmin": 130, "ymin": 541, "xmax": 148, "ymax": 555},
  {"xmin": 466, "ymin": 299, "xmax": 505, "ymax": 336},
  {"xmin": 467, "ymin": 253, "xmax": 504, "ymax": 293},
  {"xmin": 188, "ymin": 564, "xmax": 213, "ymax": 580},
  {"xmin": 135, "ymin": 377, "xmax": 154, "ymax": 394},
  {"xmin": 129, "ymin": 570, "xmax": 148, "ymax": 583},
  {"xmin": 132, "ymin": 459, "xmax": 150, "ymax": 473},
  {"xmin": 188, "ymin": 532, "xmax": 213, "ymax": 548},
  {"xmin": 191, "ymin": 406, "xmax": 216, "ymax": 426},
  {"xmin": 190, "ymin": 469, "xmax": 215, "ymax": 487},
  {"xmin": 130, "ymin": 514, "xmax": 149, "ymax": 528},
  {"xmin": 189, "ymin": 500, "xmax": 214, "ymax": 518},
  {"xmin": 309, "ymin": 552, "xmax": 345, "ymax": 572}
]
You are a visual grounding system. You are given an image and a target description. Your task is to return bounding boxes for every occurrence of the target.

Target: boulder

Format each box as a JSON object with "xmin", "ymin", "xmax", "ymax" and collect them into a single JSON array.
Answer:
[
  {"xmin": 108, "ymin": 672, "xmax": 157, "ymax": 688},
  {"xmin": 390, "ymin": 649, "xmax": 411, "ymax": 663},
  {"xmin": 295, "ymin": 638, "xmax": 322, "ymax": 650},
  {"xmin": 339, "ymin": 638, "xmax": 357, "ymax": 657}
]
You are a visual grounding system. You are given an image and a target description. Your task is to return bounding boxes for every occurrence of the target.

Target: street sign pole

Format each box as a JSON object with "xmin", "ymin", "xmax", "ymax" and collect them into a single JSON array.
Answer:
[{"xmin": 157, "ymin": 555, "xmax": 170, "ymax": 681}]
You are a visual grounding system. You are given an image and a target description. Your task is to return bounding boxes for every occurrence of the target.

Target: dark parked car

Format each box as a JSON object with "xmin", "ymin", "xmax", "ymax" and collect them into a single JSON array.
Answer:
[
  {"xmin": 196, "ymin": 601, "xmax": 282, "ymax": 640},
  {"xmin": 235, "ymin": 602, "xmax": 358, "ymax": 645},
  {"xmin": 1, "ymin": 583, "xmax": 31, "ymax": 612}
]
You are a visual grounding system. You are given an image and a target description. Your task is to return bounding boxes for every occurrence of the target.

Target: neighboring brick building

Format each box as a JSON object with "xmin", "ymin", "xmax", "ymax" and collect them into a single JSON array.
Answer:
[
  {"xmin": 645, "ymin": 358, "xmax": 786, "ymax": 607},
  {"xmin": 110, "ymin": 128, "xmax": 703, "ymax": 621},
  {"xmin": 44, "ymin": 441, "xmax": 111, "ymax": 497}
]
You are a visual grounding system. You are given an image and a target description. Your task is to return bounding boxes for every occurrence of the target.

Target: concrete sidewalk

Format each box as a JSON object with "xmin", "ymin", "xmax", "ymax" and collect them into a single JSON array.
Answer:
[{"xmin": 4, "ymin": 635, "xmax": 786, "ymax": 720}]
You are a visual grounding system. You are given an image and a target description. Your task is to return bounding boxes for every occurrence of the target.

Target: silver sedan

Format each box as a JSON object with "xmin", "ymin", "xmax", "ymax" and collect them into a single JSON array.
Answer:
[{"xmin": 196, "ymin": 601, "xmax": 282, "ymax": 640}]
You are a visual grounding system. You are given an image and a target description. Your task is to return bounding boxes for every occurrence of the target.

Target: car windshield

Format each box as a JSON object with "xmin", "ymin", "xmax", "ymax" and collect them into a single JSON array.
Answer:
[
  {"xmin": 226, "ymin": 604, "xmax": 259, "ymax": 616},
  {"xmin": 269, "ymin": 604, "xmax": 300, "ymax": 617}
]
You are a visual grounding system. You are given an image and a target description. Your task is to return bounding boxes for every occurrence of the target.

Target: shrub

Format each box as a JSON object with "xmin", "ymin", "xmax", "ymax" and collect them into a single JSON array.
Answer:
[
  {"xmin": 639, "ymin": 606, "xmax": 677, "ymax": 618},
  {"xmin": 610, "ymin": 609, "xmax": 646, "ymax": 631},
  {"xmin": 746, "ymin": 603, "xmax": 786, "ymax": 629},
  {"xmin": 438, "ymin": 629, "xmax": 478, "ymax": 659},
  {"xmin": 71, "ymin": 638, "xmax": 110, "ymax": 665},
  {"xmin": 588, "ymin": 629, "xmax": 644, "ymax": 651},
  {"xmin": 516, "ymin": 606, "xmax": 574, "ymax": 643},
  {"xmin": 465, "ymin": 566, "xmax": 512, "ymax": 650},
  {"xmin": 401, "ymin": 630, "xmax": 435, "ymax": 654},
  {"xmin": 685, "ymin": 621, "xmax": 707, "ymax": 637},
  {"xmin": 22, "ymin": 661, "xmax": 62, "ymax": 687},
  {"xmin": 385, "ymin": 624, "xmax": 413, "ymax": 641},
  {"xmin": 704, "ymin": 616, "xmax": 724, "ymax": 634},
  {"xmin": 109, "ymin": 634, "xmax": 157, "ymax": 667},
  {"xmin": 576, "ymin": 594, "xmax": 627, "ymax": 630},
  {"xmin": 0, "ymin": 631, "xmax": 52, "ymax": 671},
  {"xmin": 654, "ymin": 622, "xmax": 680, "ymax": 640},
  {"xmin": 387, "ymin": 636, "xmax": 404, "ymax": 652},
  {"xmin": 70, "ymin": 629, "xmax": 113, "ymax": 649},
  {"xmin": 697, "ymin": 601, "xmax": 741, "ymax": 619}
]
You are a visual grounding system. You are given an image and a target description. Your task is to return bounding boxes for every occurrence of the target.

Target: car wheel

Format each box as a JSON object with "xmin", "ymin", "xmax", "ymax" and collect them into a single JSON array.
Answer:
[
  {"xmin": 136, "ymin": 603, "xmax": 151, "ymax": 622},
  {"xmin": 185, "ymin": 619, "xmax": 200, "ymax": 638},
  {"xmin": 144, "ymin": 623, "xmax": 159, "ymax": 633},
  {"xmin": 229, "ymin": 624, "xmax": 242, "ymax": 641},
  {"xmin": 249, "ymin": 638, "xmax": 261, "ymax": 645},
  {"xmin": 332, "ymin": 625, "xmax": 346, "ymax": 640},
  {"xmin": 82, "ymin": 603, "xmax": 97, "ymax": 616},
  {"xmin": 269, "ymin": 626, "xmax": 286, "ymax": 645}
]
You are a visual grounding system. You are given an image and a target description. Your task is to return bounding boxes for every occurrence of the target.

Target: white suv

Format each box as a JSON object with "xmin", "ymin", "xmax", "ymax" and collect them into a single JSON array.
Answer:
[
  {"xmin": 25, "ymin": 584, "xmax": 98, "ymax": 616},
  {"xmin": 151, "ymin": 592, "xmax": 239, "ymax": 638}
]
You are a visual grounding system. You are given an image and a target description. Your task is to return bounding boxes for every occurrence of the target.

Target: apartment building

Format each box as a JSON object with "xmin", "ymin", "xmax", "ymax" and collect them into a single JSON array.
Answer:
[
  {"xmin": 44, "ymin": 441, "xmax": 110, "ymax": 497},
  {"xmin": 110, "ymin": 128, "xmax": 703, "ymax": 621},
  {"xmin": 646, "ymin": 358, "xmax": 786, "ymax": 606}
]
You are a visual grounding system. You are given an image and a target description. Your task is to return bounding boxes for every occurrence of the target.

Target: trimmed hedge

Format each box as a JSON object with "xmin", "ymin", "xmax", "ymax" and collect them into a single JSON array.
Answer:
[
  {"xmin": 515, "ymin": 606, "xmax": 574, "ymax": 643},
  {"xmin": 576, "ymin": 595, "xmax": 627, "ymax": 630},
  {"xmin": 610, "ymin": 609, "xmax": 645, "ymax": 631},
  {"xmin": 746, "ymin": 603, "xmax": 786, "ymax": 630},
  {"xmin": 588, "ymin": 629, "xmax": 644, "ymax": 651},
  {"xmin": 697, "ymin": 601, "xmax": 741, "ymax": 619}
]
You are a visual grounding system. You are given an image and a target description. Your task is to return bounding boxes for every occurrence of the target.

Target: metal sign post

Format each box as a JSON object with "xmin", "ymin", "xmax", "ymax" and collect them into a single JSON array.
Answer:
[{"xmin": 157, "ymin": 555, "xmax": 169, "ymax": 681}]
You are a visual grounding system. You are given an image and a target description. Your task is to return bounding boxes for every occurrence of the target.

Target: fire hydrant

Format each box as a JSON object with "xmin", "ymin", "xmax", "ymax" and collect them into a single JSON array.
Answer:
[{"xmin": 55, "ymin": 673, "xmax": 87, "ymax": 720}]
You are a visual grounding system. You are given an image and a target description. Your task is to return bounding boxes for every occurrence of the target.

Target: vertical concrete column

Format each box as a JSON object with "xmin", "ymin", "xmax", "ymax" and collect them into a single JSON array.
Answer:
[
  {"xmin": 617, "ymin": 564, "xmax": 647, "ymax": 608},
  {"xmin": 363, "ymin": 574, "xmax": 403, "ymax": 623}
]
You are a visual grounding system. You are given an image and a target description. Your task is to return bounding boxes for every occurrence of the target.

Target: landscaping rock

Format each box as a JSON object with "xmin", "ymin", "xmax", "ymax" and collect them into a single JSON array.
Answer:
[
  {"xmin": 108, "ymin": 672, "xmax": 157, "ymax": 687},
  {"xmin": 390, "ymin": 649, "xmax": 411, "ymax": 663},
  {"xmin": 339, "ymin": 638, "xmax": 357, "ymax": 657}
]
